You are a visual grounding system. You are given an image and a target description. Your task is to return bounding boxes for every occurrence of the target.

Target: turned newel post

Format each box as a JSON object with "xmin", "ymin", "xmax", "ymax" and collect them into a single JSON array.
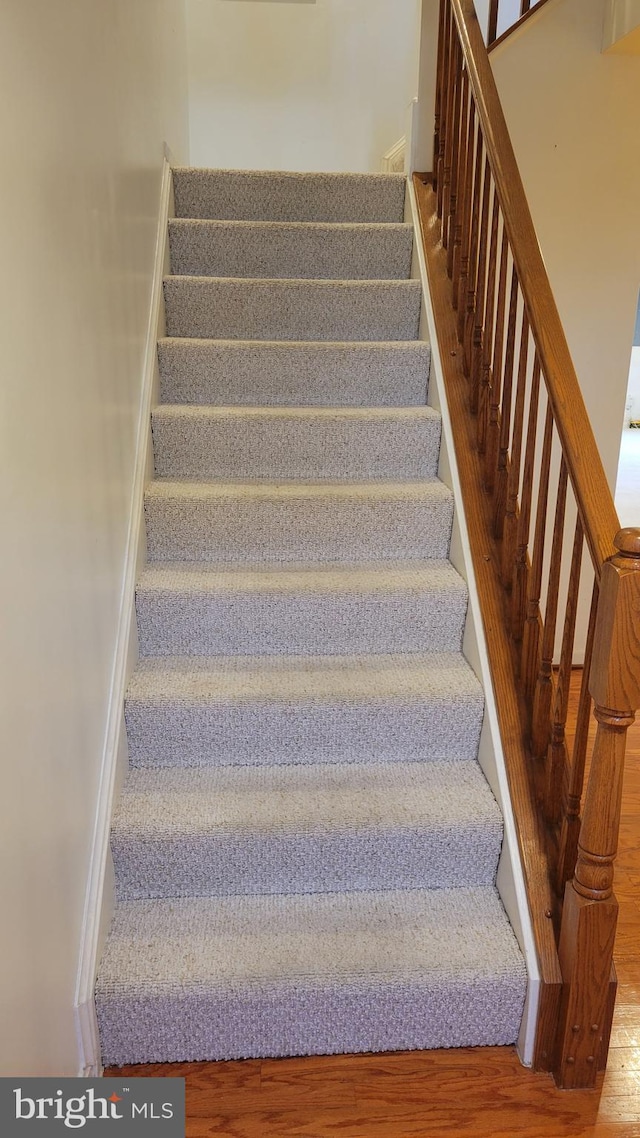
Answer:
[{"xmin": 555, "ymin": 528, "xmax": 640, "ymax": 1088}]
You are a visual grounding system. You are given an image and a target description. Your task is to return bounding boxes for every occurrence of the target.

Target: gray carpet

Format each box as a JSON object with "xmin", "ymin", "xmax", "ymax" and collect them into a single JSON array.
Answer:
[
  {"xmin": 169, "ymin": 220, "xmax": 414, "ymax": 280},
  {"xmin": 157, "ymin": 340, "xmax": 432, "ymax": 407},
  {"xmin": 134, "ymin": 560, "xmax": 468, "ymax": 656},
  {"xmin": 96, "ymin": 888, "xmax": 526, "ymax": 1065},
  {"xmin": 151, "ymin": 406, "xmax": 442, "ymax": 481},
  {"xmin": 172, "ymin": 168, "xmax": 407, "ymax": 223},
  {"xmin": 95, "ymin": 165, "xmax": 527, "ymax": 1066},
  {"xmin": 164, "ymin": 277, "xmax": 422, "ymax": 341}
]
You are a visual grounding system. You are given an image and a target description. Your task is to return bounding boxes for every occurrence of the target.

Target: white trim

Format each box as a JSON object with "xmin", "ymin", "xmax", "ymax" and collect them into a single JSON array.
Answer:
[
  {"xmin": 382, "ymin": 136, "xmax": 406, "ymax": 174},
  {"xmin": 408, "ymin": 177, "xmax": 541, "ymax": 1067},
  {"xmin": 73, "ymin": 156, "xmax": 173, "ymax": 1077}
]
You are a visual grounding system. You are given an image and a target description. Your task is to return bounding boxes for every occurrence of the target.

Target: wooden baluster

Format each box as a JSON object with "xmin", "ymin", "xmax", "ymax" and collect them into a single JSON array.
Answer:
[
  {"xmin": 521, "ymin": 0, "xmax": 532, "ymax": 13},
  {"xmin": 433, "ymin": 0, "xmax": 447, "ymax": 196},
  {"xmin": 511, "ymin": 354, "xmax": 541, "ymax": 643},
  {"xmin": 532, "ymin": 457, "xmax": 568, "ymax": 765},
  {"xmin": 463, "ymin": 123, "xmax": 484, "ymax": 374},
  {"xmin": 488, "ymin": 0, "xmax": 499, "ymax": 44},
  {"xmin": 555, "ymin": 528, "xmax": 640, "ymax": 1088},
  {"xmin": 470, "ymin": 157, "xmax": 492, "ymax": 414},
  {"xmin": 451, "ymin": 65, "xmax": 469, "ymax": 295},
  {"xmin": 556, "ymin": 581, "xmax": 599, "ymax": 894},
  {"xmin": 484, "ymin": 230, "xmax": 508, "ymax": 493},
  {"xmin": 521, "ymin": 404, "xmax": 553, "ymax": 704},
  {"xmin": 477, "ymin": 192, "xmax": 500, "ymax": 455},
  {"xmin": 436, "ymin": 2, "xmax": 452, "ymax": 219},
  {"xmin": 546, "ymin": 515, "xmax": 584, "ymax": 828},
  {"xmin": 446, "ymin": 38, "xmax": 464, "ymax": 276},
  {"xmin": 456, "ymin": 96, "xmax": 476, "ymax": 339},
  {"xmin": 500, "ymin": 309, "xmax": 529, "ymax": 586},
  {"xmin": 441, "ymin": 7, "xmax": 457, "ymax": 234},
  {"xmin": 492, "ymin": 265, "xmax": 519, "ymax": 539}
]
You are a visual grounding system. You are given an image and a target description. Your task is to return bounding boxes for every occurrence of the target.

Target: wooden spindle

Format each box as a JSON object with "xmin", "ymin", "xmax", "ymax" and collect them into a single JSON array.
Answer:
[
  {"xmin": 521, "ymin": 404, "xmax": 554, "ymax": 704},
  {"xmin": 446, "ymin": 38, "xmax": 464, "ymax": 273},
  {"xmin": 500, "ymin": 309, "xmax": 529, "ymax": 586},
  {"xmin": 555, "ymin": 528, "xmax": 640, "ymax": 1088},
  {"xmin": 492, "ymin": 265, "xmax": 519, "ymax": 539},
  {"xmin": 436, "ymin": 2, "xmax": 453, "ymax": 219},
  {"xmin": 456, "ymin": 95, "xmax": 476, "ymax": 335},
  {"xmin": 546, "ymin": 515, "xmax": 584, "ymax": 827},
  {"xmin": 556, "ymin": 581, "xmax": 599, "ymax": 894},
  {"xmin": 488, "ymin": 0, "xmax": 499, "ymax": 43},
  {"xmin": 477, "ymin": 193, "xmax": 500, "ymax": 455},
  {"xmin": 451, "ymin": 66, "xmax": 469, "ymax": 295},
  {"xmin": 484, "ymin": 230, "xmax": 508, "ymax": 492},
  {"xmin": 463, "ymin": 121, "xmax": 484, "ymax": 371},
  {"xmin": 441, "ymin": 7, "xmax": 457, "ymax": 233},
  {"xmin": 433, "ymin": 0, "xmax": 447, "ymax": 196},
  {"xmin": 470, "ymin": 157, "xmax": 492, "ymax": 414},
  {"xmin": 531, "ymin": 457, "xmax": 568, "ymax": 764},
  {"xmin": 511, "ymin": 355, "xmax": 541, "ymax": 643}
]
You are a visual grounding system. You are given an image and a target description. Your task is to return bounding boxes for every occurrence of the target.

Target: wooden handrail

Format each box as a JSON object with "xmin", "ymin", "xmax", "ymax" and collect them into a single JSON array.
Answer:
[
  {"xmin": 452, "ymin": 0, "xmax": 619, "ymax": 576},
  {"xmin": 425, "ymin": 0, "xmax": 640, "ymax": 1089},
  {"xmin": 488, "ymin": 0, "xmax": 553, "ymax": 50}
]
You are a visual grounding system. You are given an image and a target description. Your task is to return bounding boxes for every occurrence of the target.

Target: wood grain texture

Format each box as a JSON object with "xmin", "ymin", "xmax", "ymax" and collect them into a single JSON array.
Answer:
[
  {"xmin": 450, "ymin": 0, "xmax": 620, "ymax": 574},
  {"xmin": 413, "ymin": 173, "xmax": 563, "ymax": 1068},
  {"xmin": 105, "ymin": 675, "xmax": 640, "ymax": 1135}
]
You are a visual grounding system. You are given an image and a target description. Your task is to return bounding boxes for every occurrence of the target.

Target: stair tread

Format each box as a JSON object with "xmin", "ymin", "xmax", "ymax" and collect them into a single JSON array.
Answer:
[
  {"xmin": 144, "ymin": 478, "xmax": 452, "ymax": 500},
  {"xmin": 136, "ymin": 558, "xmax": 465, "ymax": 595},
  {"xmin": 126, "ymin": 650, "xmax": 483, "ymax": 703},
  {"xmin": 113, "ymin": 759, "xmax": 501, "ymax": 836},
  {"xmin": 152, "ymin": 404, "xmax": 439, "ymax": 421},
  {"xmin": 97, "ymin": 886, "xmax": 524, "ymax": 988}
]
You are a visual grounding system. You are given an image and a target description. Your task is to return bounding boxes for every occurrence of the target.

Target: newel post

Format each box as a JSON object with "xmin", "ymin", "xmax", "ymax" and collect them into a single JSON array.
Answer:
[{"xmin": 554, "ymin": 528, "xmax": 640, "ymax": 1088}]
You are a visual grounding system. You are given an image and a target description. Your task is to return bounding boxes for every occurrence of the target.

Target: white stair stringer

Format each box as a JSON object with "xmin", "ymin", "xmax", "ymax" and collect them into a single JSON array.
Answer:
[{"xmin": 95, "ymin": 166, "xmax": 528, "ymax": 1068}]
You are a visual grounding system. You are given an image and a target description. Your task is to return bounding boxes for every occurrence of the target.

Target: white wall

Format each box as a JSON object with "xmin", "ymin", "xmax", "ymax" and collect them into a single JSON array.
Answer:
[
  {"xmin": 490, "ymin": 0, "xmax": 640, "ymax": 492},
  {"xmin": 0, "ymin": 0, "xmax": 188, "ymax": 1076},
  {"xmin": 186, "ymin": 0, "xmax": 421, "ymax": 172}
]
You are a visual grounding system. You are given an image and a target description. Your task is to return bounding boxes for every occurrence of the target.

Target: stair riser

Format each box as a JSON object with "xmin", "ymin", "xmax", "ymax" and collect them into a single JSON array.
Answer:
[
  {"xmin": 157, "ymin": 341, "xmax": 431, "ymax": 407},
  {"xmin": 135, "ymin": 588, "xmax": 466, "ymax": 656},
  {"xmin": 97, "ymin": 977, "xmax": 524, "ymax": 1067},
  {"xmin": 144, "ymin": 493, "xmax": 454, "ymax": 564},
  {"xmin": 124, "ymin": 695, "xmax": 483, "ymax": 768},
  {"xmin": 172, "ymin": 169, "xmax": 407, "ymax": 223},
  {"xmin": 163, "ymin": 279, "xmax": 422, "ymax": 342},
  {"xmin": 168, "ymin": 222, "xmax": 413, "ymax": 280},
  {"xmin": 151, "ymin": 413, "xmax": 441, "ymax": 481},
  {"xmin": 113, "ymin": 824, "xmax": 502, "ymax": 901}
]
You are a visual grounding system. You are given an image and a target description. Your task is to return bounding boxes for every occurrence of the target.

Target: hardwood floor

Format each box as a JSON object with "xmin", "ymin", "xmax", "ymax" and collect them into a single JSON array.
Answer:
[{"xmin": 107, "ymin": 675, "xmax": 640, "ymax": 1136}]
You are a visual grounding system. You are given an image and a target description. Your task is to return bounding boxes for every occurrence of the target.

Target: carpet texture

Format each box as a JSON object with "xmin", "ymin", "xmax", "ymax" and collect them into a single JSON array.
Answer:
[
  {"xmin": 97, "ymin": 888, "xmax": 526, "ymax": 1066},
  {"xmin": 151, "ymin": 406, "xmax": 442, "ymax": 481},
  {"xmin": 168, "ymin": 220, "xmax": 414, "ymax": 280},
  {"xmin": 164, "ymin": 277, "xmax": 422, "ymax": 342},
  {"xmin": 172, "ymin": 169, "xmax": 407, "ymax": 223},
  {"xmin": 134, "ymin": 560, "xmax": 468, "ymax": 656},
  {"xmin": 157, "ymin": 340, "xmax": 432, "ymax": 407},
  {"xmin": 95, "ymin": 165, "xmax": 527, "ymax": 1066}
]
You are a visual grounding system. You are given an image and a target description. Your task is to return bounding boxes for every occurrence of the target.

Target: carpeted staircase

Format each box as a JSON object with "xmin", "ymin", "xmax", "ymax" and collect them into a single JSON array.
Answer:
[{"xmin": 96, "ymin": 169, "xmax": 527, "ymax": 1066}]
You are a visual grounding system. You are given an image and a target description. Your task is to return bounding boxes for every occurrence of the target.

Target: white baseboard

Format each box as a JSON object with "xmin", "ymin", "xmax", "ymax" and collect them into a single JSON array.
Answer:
[
  {"xmin": 73, "ymin": 156, "xmax": 173, "ymax": 1077},
  {"xmin": 407, "ymin": 177, "xmax": 540, "ymax": 1068}
]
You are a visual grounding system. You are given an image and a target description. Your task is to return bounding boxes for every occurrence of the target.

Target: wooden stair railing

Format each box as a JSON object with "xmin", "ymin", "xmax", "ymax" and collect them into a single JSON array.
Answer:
[
  {"xmin": 417, "ymin": 0, "xmax": 640, "ymax": 1089},
  {"xmin": 488, "ymin": 0, "xmax": 552, "ymax": 49}
]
